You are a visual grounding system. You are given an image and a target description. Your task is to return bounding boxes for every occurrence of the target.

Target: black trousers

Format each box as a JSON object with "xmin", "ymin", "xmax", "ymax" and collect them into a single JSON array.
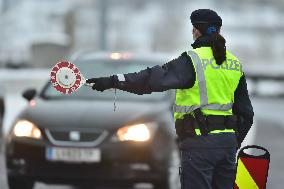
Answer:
[{"xmin": 180, "ymin": 147, "xmax": 237, "ymax": 189}]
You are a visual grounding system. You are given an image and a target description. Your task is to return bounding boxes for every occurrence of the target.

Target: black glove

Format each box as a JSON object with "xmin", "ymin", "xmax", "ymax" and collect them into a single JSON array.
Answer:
[{"xmin": 86, "ymin": 76, "xmax": 116, "ymax": 92}]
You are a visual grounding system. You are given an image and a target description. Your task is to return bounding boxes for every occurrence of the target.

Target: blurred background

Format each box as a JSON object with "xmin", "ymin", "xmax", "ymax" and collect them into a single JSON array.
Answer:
[{"xmin": 0, "ymin": 0, "xmax": 284, "ymax": 189}]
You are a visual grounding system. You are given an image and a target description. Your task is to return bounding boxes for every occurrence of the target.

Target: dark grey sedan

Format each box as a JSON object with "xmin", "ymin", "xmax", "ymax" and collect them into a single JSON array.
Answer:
[{"xmin": 5, "ymin": 52, "xmax": 180, "ymax": 189}]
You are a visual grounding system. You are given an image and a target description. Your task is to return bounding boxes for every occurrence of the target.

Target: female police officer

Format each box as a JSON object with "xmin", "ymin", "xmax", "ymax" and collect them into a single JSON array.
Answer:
[{"xmin": 87, "ymin": 9, "xmax": 254, "ymax": 189}]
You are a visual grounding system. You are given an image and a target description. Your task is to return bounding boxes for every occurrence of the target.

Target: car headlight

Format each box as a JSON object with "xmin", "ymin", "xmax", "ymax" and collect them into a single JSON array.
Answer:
[
  {"xmin": 13, "ymin": 120, "xmax": 42, "ymax": 139},
  {"xmin": 116, "ymin": 123, "xmax": 156, "ymax": 142}
]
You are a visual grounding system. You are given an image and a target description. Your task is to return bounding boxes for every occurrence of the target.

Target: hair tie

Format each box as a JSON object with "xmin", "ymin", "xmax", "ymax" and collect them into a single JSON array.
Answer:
[{"xmin": 207, "ymin": 26, "xmax": 217, "ymax": 35}]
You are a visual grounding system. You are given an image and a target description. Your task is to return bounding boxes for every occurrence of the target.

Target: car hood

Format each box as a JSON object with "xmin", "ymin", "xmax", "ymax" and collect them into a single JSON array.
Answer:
[{"xmin": 19, "ymin": 98, "xmax": 172, "ymax": 131}]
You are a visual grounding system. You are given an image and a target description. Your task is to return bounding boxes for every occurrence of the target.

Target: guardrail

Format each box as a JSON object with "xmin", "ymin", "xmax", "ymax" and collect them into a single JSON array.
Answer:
[
  {"xmin": 246, "ymin": 73, "xmax": 284, "ymax": 98},
  {"xmin": 0, "ymin": 69, "xmax": 49, "ymax": 94}
]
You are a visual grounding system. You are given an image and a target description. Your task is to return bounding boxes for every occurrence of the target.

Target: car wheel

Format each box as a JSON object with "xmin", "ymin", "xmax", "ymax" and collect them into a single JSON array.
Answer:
[
  {"xmin": 7, "ymin": 176, "xmax": 34, "ymax": 189},
  {"xmin": 154, "ymin": 147, "xmax": 181, "ymax": 189}
]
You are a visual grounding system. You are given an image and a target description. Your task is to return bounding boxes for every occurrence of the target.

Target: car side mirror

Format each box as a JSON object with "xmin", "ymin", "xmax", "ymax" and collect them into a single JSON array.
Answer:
[{"xmin": 22, "ymin": 89, "xmax": 37, "ymax": 101}]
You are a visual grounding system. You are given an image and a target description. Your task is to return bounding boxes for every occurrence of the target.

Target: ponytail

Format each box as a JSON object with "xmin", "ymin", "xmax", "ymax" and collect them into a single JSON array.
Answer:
[{"xmin": 209, "ymin": 33, "xmax": 226, "ymax": 65}]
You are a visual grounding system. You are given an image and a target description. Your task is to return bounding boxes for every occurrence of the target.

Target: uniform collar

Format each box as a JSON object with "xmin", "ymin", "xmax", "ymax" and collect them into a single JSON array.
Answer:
[{"xmin": 191, "ymin": 36, "xmax": 211, "ymax": 49}]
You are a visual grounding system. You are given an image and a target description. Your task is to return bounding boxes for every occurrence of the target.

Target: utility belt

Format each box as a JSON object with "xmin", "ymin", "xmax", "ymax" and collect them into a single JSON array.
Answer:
[{"xmin": 175, "ymin": 108, "xmax": 238, "ymax": 140}]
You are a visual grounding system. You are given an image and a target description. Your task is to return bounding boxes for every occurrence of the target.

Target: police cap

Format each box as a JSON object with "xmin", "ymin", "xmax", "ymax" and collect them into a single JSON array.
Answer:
[{"xmin": 190, "ymin": 9, "xmax": 222, "ymax": 27}]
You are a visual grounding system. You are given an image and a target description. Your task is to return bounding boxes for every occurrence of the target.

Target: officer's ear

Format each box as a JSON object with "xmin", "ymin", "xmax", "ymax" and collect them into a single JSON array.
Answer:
[
  {"xmin": 217, "ymin": 27, "xmax": 221, "ymax": 34},
  {"xmin": 192, "ymin": 27, "xmax": 201, "ymax": 41}
]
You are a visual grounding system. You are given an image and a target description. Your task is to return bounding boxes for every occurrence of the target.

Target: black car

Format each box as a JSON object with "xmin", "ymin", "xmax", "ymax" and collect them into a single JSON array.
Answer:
[{"xmin": 5, "ymin": 52, "xmax": 180, "ymax": 189}]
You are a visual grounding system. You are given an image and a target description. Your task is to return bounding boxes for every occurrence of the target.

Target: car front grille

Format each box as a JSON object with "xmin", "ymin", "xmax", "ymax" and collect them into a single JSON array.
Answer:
[{"xmin": 45, "ymin": 129, "xmax": 108, "ymax": 147}]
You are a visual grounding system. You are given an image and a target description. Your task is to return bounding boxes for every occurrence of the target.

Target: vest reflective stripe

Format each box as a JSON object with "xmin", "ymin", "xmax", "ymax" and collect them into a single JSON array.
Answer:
[
  {"xmin": 173, "ymin": 103, "xmax": 233, "ymax": 113},
  {"xmin": 187, "ymin": 51, "xmax": 208, "ymax": 106}
]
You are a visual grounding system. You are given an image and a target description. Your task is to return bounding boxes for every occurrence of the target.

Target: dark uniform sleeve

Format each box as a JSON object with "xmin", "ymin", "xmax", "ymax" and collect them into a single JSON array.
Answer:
[
  {"xmin": 233, "ymin": 75, "xmax": 254, "ymax": 146},
  {"xmin": 114, "ymin": 52, "xmax": 196, "ymax": 95}
]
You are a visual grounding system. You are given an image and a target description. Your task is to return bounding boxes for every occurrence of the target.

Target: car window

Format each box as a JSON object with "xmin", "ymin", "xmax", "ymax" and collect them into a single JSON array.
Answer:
[{"xmin": 42, "ymin": 59, "xmax": 170, "ymax": 101}]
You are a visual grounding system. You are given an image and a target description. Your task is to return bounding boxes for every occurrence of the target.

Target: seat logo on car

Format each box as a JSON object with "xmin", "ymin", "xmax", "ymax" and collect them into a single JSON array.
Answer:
[{"xmin": 69, "ymin": 131, "xmax": 80, "ymax": 141}]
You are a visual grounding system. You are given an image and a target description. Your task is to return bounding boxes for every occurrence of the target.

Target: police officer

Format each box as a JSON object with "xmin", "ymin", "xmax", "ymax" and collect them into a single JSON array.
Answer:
[{"xmin": 87, "ymin": 9, "xmax": 254, "ymax": 189}]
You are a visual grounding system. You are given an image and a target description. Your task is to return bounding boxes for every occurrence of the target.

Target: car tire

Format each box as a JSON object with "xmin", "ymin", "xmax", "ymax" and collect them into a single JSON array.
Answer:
[
  {"xmin": 7, "ymin": 176, "xmax": 34, "ymax": 189},
  {"xmin": 154, "ymin": 147, "xmax": 181, "ymax": 189}
]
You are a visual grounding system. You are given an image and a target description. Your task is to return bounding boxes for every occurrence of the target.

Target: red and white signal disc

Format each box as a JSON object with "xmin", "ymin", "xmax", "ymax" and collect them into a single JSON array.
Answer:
[{"xmin": 50, "ymin": 61, "xmax": 82, "ymax": 94}]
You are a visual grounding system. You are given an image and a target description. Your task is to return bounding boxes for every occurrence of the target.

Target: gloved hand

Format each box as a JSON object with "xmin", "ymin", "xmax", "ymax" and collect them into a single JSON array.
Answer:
[{"xmin": 86, "ymin": 76, "xmax": 115, "ymax": 92}]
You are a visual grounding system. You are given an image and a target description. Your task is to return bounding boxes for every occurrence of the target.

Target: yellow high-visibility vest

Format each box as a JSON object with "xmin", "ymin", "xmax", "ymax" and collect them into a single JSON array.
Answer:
[{"xmin": 174, "ymin": 47, "xmax": 243, "ymax": 135}]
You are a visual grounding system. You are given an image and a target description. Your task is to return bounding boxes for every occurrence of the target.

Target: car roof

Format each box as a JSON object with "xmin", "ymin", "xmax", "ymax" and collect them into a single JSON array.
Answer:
[{"xmin": 70, "ymin": 51, "xmax": 174, "ymax": 65}]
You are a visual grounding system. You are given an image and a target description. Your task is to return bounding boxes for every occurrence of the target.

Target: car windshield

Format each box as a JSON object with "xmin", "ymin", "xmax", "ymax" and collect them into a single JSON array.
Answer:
[{"xmin": 42, "ymin": 59, "xmax": 170, "ymax": 101}]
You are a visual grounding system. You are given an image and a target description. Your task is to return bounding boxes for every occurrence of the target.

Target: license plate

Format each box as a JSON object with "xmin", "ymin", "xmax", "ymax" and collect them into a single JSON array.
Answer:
[{"xmin": 46, "ymin": 147, "xmax": 101, "ymax": 163}]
